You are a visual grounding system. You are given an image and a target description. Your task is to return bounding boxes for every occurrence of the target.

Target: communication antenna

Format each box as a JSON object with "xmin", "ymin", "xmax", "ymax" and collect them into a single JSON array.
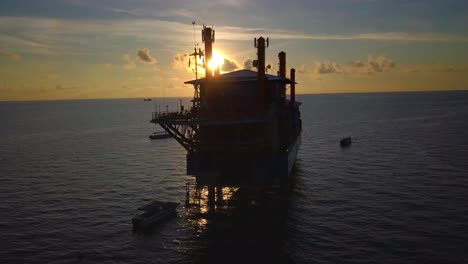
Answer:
[
  {"xmin": 190, "ymin": 21, "xmax": 202, "ymax": 80},
  {"xmin": 192, "ymin": 21, "xmax": 196, "ymax": 47}
]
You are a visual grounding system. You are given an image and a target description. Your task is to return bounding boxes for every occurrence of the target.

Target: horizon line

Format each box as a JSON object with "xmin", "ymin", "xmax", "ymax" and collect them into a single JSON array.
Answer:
[{"xmin": 1, "ymin": 89, "xmax": 467, "ymax": 103}]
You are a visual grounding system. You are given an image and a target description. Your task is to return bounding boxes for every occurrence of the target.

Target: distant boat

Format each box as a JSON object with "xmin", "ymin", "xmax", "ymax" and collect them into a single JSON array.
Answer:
[
  {"xmin": 340, "ymin": 136, "xmax": 352, "ymax": 147},
  {"xmin": 132, "ymin": 201, "xmax": 179, "ymax": 231},
  {"xmin": 149, "ymin": 131, "xmax": 172, "ymax": 140},
  {"xmin": 144, "ymin": 98, "xmax": 152, "ymax": 101}
]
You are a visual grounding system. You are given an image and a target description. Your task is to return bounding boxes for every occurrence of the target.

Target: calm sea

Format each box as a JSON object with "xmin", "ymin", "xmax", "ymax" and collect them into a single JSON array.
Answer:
[{"xmin": 1, "ymin": 91, "xmax": 467, "ymax": 263}]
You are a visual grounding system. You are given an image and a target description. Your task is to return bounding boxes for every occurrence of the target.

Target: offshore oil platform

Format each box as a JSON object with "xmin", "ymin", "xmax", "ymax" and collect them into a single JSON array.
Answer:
[{"xmin": 151, "ymin": 26, "xmax": 302, "ymax": 186}]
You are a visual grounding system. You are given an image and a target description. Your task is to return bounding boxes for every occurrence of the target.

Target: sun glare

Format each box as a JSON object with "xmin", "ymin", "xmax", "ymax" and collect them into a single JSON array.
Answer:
[{"xmin": 208, "ymin": 51, "xmax": 225, "ymax": 71}]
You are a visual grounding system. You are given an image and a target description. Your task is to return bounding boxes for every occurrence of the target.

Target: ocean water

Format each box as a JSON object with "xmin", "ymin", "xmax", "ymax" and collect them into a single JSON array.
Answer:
[{"xmin": 1, "ymin": 91, "xmax": 467, "ymax": 263}]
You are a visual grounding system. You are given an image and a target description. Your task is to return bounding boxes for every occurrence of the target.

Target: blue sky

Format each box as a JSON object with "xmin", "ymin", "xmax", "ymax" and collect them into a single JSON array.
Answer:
[{"xmin": 1, "ymin": 0, "xmax": 467, "ymax": 100}]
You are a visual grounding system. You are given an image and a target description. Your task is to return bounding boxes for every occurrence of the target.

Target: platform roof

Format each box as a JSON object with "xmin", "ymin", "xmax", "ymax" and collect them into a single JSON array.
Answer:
[{"xmin": 184, "ymin": 69, "xmax": 296, "ymax": 85}]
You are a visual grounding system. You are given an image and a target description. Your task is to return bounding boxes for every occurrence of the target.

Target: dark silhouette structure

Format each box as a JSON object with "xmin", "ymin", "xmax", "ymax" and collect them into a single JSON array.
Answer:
[{"xmin": 151, "ymin": 26, "xmax": 302, "ymax": 186}]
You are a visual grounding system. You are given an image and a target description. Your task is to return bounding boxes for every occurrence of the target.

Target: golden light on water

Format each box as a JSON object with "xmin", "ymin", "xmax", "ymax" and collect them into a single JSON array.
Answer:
[
  {"xmin": 187, "ymin": 186, "xmax": 240, "ymax": 231},
  {"xmin": 221, "ymin": 187, "xmax": 238, "ymax": 201}
]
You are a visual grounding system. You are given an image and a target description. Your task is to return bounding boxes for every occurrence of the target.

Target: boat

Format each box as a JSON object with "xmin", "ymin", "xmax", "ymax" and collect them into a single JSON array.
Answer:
[
  {"xmin": 132, "ymin": 201, "xmax": 179, "ymax": 231},
  {"xmin": 150, "ymin": 26, "xmax": 302, "ymax": 186},
  {"xmin": 340, "ymin": 136, "xmax": 352, "ymax": 147},
  {"xmin": 149, "ymin": 131, "xmax": 172, "ymax": 140},
  {"xmin": 144, "ymin": 98, "xmax": 152, "ymax": 101}
]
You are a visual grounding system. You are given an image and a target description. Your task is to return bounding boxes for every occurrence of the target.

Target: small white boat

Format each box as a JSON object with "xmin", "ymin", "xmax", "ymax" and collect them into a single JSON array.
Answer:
[{"xmin": 132, "ymin": 201, "xmax": 179, "ymax": 231}]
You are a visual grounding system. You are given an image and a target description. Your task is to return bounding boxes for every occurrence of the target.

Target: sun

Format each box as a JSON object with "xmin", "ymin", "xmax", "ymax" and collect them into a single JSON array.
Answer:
[{"xmin": 208, "ymin": 51, "xmax": 225, "ymax": 71}]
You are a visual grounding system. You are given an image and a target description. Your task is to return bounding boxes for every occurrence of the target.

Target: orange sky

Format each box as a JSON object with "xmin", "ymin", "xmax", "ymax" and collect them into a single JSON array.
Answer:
[{"xmin": 1, "ymin": 1, "xmax": 467, "ymax": 101}]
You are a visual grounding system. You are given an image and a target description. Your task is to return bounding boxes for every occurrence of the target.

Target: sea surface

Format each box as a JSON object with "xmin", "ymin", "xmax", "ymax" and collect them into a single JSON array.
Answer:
[{"xmin": 1, "ymin": 91, "xmax": 468, "ymax": 263}]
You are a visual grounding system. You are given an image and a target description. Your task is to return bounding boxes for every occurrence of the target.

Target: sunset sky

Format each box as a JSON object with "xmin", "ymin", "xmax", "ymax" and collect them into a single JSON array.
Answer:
[{"xmin": 1, "ymin": 0, "xmax": 467, "ymax": 101}]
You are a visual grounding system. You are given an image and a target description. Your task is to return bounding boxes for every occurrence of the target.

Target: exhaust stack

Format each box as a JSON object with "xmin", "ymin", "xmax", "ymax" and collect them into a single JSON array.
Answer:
[
  {"xmin": 290, "ymin": 68, "xmax": 296, "ymax": 105},
  {"xmin": 255, "ymin": 37, "xmax": 266, "ymax": 112},
  {"xmin": 202, "ymin": 26, "xmax": 214, "ymax": 78},
  {"xmin": 278, "ymin": 51, "xmax": 286, "ymax": 78}
]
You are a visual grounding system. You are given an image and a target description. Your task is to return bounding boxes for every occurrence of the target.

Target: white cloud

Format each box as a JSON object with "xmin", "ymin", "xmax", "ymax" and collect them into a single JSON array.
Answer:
[
  {"xmin": 299, "ymin": 55, "xmax": 396, "ymax": 76},
  {"xmin": 1, "ymin": 16, "xmax": 468, "ymax": 58},
  {"xmin": 172, "ymin": 53, "xmax": 190, "ymax": 71},
  {"xmin": 366, "ymin": 55, "xmax": 396, "ymax": 74},
  {"xmin": 215, "ymin": 27, "xmax": 468, "ymax": 42},
  {"xmin": 297, "ymin": 64, "xmax": 312, "ymax": 74},
  {"xmin": 109, "ymin": 7, "xmax": 195, "ymax": 20},
  {"xmin": 172, "ymin": 52, "xmax": 206, "ymax": 75},
  {"xmin": 0, "ymin": 16, "xmax": 194, "ymax": 56},
  {"xmin": 315, "ymin": 61, "xmax": 344, "ymax": 74}
]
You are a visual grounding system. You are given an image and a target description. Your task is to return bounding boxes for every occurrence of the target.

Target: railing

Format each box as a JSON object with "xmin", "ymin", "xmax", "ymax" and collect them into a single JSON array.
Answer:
[{"xmin": 152, "ymin": 110, "xmax": 194, "ymax": 121}]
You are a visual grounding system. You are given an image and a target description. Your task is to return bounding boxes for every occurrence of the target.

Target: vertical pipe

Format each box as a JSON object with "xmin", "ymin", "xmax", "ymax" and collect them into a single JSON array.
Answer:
[
  {"xmin": 257, "ymin": 37, "xmax": 266, "ymax": 112},
  {"xmin": 279, "ymin": 51, "xmax": 287, "ymax": 105},
  {"xmin": 278, "ymin": 51, "xmax": 286, "ymax": 78},
  {"xmin": 290, "ymin": 68, "xmax": 296, "ymax": 105},
  {"xmin": 203, "ymin": 27, "xmax": 213, "ymax": 78}
]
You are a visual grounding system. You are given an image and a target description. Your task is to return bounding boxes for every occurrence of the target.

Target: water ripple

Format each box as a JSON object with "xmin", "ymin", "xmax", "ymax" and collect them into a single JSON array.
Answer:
[{"xmin": 1, "ymin": 93, "xmax": 468, "ymax": 263}]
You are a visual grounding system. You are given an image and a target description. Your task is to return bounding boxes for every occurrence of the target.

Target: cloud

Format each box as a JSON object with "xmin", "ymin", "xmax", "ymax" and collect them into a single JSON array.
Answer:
[
  {"xmin": 315, "ymin": 61, "xmax": 344, "ymax": 74},
  {"xmin": 172, "ymin": 53, "xmax": 205, "ymax": 74},
  {"xmin": 300, "ymin": 55, "xmax": 397, "ymax": 76},
  {"xmin": 315, "ymin": 55, "xmax": 395, "ymax": 75},
  {"xmin": 2, "ymin": 16, "xmax": 468, "ymax": 58},
  {"xmin": 0, "ymin": 17, "xmax": 196, "ymax": 56},
  {"xmin": 172, "ymin": 53, "xmax": 190, "ymax": 71},
  {"xmin": 243, "ymin": 58, "xmax": 253, "ymax": 69},
  {"xmin": 120, "ymin": 49, "xmax": 157, "ymax": 70},
  {"xmin": 173, "ymin": 53, "xmax": 239, "ymax": 73},
  {"xmin": 297, "ymin": 64, "xmax": 312, "ymax": 74},
  {"xmin": 215, "ymin": 26, "xmax": 468, "ymax": 42},
  {"xmin": 2, "ymin": 16, "xmax": 468, "ymax": 60},
  {"xmin": 171, "ymin": 52, "xmax": 242, "ymax": 75},
  {"xmin": 109, "ymin": 7, "xmax": 196, "ymax": 20},
  {"xmin": 1, "ymin": 51, "xmax": 21, "ymax": 60},
  {"xmin": 137, "ymin": 48, "xmax": 156, "ymax": 64},
  {"xmin": 222, "ymin": 57, "xmax": 239, "ymax": 72},
  {"xmin": 350, "ymin": 61, "xmax": 366, "ymax": 68},
  {"xmin": 365, "ymin": 55, "xmax": 396, "ymax": 74}
]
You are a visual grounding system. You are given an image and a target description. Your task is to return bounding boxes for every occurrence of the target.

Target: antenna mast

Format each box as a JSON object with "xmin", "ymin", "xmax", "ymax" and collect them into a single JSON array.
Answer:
[
  {"xmin": 190, "ymin": 21, "xmax": 200, "ymax": 80},
  {"xmin": 192, "ymin": 21, "xmax": 196, "ymax": 47}
]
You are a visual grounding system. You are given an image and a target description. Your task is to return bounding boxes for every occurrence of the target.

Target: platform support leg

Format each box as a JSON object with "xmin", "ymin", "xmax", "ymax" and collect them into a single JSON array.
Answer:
[{"xmin": 185, "ymin": 182, "xmax": 190, "ymax": 207}]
